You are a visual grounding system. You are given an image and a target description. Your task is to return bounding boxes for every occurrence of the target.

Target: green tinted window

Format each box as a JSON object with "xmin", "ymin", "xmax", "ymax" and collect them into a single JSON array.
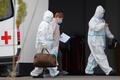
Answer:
[{"xmin": 0, "ymin": 0, "xmax": 14, "ymax": 21}]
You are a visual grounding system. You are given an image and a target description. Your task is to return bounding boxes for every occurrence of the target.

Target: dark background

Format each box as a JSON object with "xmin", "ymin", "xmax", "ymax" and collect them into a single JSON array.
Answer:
[{"xmin": 49, "ymin": 0, "xmax": 120, "ymax": 75}]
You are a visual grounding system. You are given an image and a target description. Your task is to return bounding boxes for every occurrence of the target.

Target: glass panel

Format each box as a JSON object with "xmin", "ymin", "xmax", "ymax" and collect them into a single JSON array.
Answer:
[{"xmin": 0, "ymin": 0, "xmax": 14, "ymax": 21}]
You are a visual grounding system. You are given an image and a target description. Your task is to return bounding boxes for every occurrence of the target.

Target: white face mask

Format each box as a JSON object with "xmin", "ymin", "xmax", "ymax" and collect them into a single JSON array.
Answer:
[{"xmin": 57, "ymin": 18, "xmax": 63, "ymax": 24}]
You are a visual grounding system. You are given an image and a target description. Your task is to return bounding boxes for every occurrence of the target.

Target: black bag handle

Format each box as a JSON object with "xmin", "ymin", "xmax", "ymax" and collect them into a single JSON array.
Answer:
[{"xmin": 41, "ymin": 48, "xmax": 50, "ymax": 54}]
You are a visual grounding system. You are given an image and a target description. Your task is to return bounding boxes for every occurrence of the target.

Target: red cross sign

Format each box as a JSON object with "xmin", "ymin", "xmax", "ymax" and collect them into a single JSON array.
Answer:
[{"xmin": 1, "ymin": 31, "xmax": 11, "ymax": 45}]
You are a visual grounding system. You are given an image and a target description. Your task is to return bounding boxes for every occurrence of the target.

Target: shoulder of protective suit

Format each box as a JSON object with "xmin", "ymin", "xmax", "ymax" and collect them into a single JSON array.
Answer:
[
  {"xmin": 89, "ymin": 17, "xmax": 95, "ymax": 24},
  {"xmin": 38, "ymin": 21, "xmax": 48, "ymax": 29}
]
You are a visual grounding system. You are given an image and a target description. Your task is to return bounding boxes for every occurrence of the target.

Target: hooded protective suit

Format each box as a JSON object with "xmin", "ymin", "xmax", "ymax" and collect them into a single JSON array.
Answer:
[
  {"xmin": 30, "ymin": 10, "xmax": 59, "ymax": 77},
  {"xmin": 85, "ymin": 5, "xmax": 114, "ymax": 75}
]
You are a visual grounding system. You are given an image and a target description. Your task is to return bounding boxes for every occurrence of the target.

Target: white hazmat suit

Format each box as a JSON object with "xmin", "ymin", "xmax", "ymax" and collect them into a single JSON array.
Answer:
[
  {"xmin": 30, "ymin": 10, "xmax": 59, "ymax": 77},
  {"xmin": 85, "ymin": 5, "xmax": 114, "ymax": 75}
]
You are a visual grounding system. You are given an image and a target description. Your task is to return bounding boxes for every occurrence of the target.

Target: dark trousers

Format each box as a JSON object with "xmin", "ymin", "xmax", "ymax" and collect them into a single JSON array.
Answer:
[{"xmin": 57, "ymin": 50, "xmax": 63, "ymax": 72}]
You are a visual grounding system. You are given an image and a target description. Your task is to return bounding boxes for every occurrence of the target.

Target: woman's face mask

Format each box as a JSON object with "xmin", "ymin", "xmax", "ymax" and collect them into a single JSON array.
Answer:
[{"xmin": 57, "ymin": 18, "xmax": 63, "ymax": 24}]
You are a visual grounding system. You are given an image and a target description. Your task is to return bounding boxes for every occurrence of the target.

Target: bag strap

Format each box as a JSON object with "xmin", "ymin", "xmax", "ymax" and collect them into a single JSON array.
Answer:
[{"xmin": 41, "ymin": 48, "xmax": 50, "ymax": 54}]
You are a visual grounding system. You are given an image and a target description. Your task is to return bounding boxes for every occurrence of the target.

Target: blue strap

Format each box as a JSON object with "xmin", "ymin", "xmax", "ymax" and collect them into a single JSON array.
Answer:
[{"xmin": 88, "ymin": 31, "xmax": 105, "ymax": 36}]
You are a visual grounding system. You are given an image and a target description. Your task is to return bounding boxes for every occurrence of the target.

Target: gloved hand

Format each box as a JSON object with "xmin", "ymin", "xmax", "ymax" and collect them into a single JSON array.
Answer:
[
  {"xmin": 41, "ymin": 43, "xmax": 48, "ymax": 49},
  {"xmin": 108, "ymin": 38, "xmax": 118, "ymax": 49}
]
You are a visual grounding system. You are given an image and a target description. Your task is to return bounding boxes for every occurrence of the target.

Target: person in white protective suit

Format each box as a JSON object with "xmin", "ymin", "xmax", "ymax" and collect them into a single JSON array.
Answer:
[
  {"xmin": 30, "ymin": 10, "xmax": 59, "ymax": 77},
  {"xmin": 85, "ymin": 5, "xmax": 114, "ymax": 75}
]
